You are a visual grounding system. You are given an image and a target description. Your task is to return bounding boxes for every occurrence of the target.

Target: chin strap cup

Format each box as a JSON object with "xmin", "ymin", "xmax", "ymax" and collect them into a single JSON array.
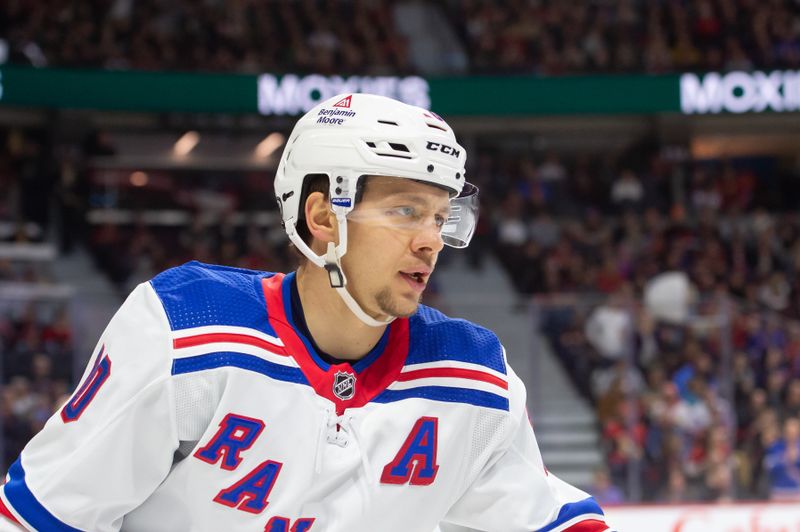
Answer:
[
  {"xmin": 324, "ymin": 242, "xmax": 345, "ymax": 288},
  {"xmin": 324, "ymin": 264, "xmax": 345, "ymax": 288}
]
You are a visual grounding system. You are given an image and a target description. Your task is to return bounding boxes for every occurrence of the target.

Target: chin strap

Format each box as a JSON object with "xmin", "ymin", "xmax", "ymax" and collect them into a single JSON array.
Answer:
[
  {"xmin": 324, "ymin": 242, "xmax": 395, "ymax": 328},
  {"xmin": 334, "ymin": 285, "xmax": 394, "ymax": 327},
  {"xmin": 287, "ymin": 217, "xmax": 394, "ymax": 328}
]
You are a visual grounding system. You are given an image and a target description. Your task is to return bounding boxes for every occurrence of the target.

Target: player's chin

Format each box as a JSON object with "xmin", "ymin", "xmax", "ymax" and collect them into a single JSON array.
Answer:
[
  {"xmin": 401, "ymin": 287, "xmax": 427, "ymax": 313},
  {"xmin": 393, "ymin": 298, "xmax": 421, "ymax": 318},
  {"xmin": 377, "ymin": 289, "xmax": 421, "ymax": 319}
]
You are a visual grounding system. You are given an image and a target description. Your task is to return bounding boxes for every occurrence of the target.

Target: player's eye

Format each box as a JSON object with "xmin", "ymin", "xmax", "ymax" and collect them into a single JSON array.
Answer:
[
  {"xmin": 434, "ymin": 214, "xmax": 446, "ymax": 229},
  {"xmin": 388, "ymin": 206, "xmax": 418, "ymax": 218}
]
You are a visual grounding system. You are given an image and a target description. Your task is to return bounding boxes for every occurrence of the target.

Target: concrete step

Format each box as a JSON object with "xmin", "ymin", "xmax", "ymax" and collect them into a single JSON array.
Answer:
[
  {"xmin": 541, "ymin": 449, "xmax": 604, "ymax": 466},
  {"xmin": 534, "ymin": 399, "xmax": 593, "ymax": 413},
  {"xmin": 549, "ymin": 469, "xmax": 595, "ymax": 490},
  {"xmin": 535, "ymin": 412, "xmax": 597, "ymax": 428},
  {"xmin": 537, "ymin": 431, "xmax": 599, "ymax": 449}
]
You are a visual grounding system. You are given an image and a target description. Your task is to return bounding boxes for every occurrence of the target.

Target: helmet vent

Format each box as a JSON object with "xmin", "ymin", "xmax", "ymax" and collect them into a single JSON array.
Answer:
[
  {"xmin": 389, "ymin": 143, "xmax": 409, "ymax": 152},
  {"xmin": 364, "ymin": 140, "xmax": 413, "ymax": 159},
  {"xmin": 426, "ymin": 122, "xmax": 447, "ymax": 132},
  {"xmin": 377, "ymin": 153, "xmax": 413, "ymax": 159},
  {"xmin": 377, "ymin": 120, "xmax": 399, "ymax": 126}
]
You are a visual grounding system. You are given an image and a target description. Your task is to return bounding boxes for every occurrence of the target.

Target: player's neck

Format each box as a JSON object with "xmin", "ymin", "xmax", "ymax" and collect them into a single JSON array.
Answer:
[{"xmin": 294, "ymin": 265, "xmax": 387, "ymax": 361}]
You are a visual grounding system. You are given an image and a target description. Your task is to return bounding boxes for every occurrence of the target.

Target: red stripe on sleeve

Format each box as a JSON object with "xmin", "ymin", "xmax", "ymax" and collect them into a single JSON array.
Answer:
[
  {"xmin": 173, "ymin": 333, "xmax": 286, "ymax": 355},
  {"xmin": 397, "ymin": 367, "xmax": 508, "ymax": 390},
  {"xmin": 0, "ymin": 497, "xmax": 21, "ymax": 527},
  {"xmin": 561, "ymin": 518, "xmax": 609, "ymax": 532}
]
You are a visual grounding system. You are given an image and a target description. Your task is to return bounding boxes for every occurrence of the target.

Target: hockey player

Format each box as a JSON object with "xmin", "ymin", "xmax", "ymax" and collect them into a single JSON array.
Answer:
[{"xmin": 0, "ymin": 94, "xmax": 612, "ymax": 531}]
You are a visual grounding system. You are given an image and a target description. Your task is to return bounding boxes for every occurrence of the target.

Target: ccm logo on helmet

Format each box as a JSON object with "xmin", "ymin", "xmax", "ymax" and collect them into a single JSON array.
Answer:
[{"xmin": 425, "ymin": 141, "xmax": 460, "ymax": 159}]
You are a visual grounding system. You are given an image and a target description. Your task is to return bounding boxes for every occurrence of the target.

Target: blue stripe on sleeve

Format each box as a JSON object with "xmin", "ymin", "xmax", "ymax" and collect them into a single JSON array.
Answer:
[
  {"xmin": 373, "ymin": 386, "xmax": 509, "ymax": 411},
  {"xmin": 172, "ymin": 352, "xmax": 309, "ymax": 386},
  {"xmin": 4, "ymin": 458, "xmax": 84, "ymax": 532},
  {"xmin": 536, "ymin": 497, "xmax": 605, "ymax": 532}
]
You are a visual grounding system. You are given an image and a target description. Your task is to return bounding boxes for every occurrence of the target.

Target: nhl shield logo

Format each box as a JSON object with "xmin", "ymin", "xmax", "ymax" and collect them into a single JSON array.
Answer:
[{"xmin": 333, "ymin": 371, "xmax": 356, "ymax": 400}]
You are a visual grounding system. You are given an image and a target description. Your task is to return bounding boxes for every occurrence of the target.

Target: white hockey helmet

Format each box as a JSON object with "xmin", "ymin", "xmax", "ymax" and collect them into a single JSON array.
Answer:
[{"xmin": 274, "ymin": 93, "xmax": 478, "ymax": 326}]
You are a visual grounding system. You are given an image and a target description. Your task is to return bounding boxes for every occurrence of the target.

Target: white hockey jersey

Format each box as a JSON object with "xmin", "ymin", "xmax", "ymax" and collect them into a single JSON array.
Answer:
[{"xmin": 1, "ymin": 262, "xmax": 610, "ymax": 532}]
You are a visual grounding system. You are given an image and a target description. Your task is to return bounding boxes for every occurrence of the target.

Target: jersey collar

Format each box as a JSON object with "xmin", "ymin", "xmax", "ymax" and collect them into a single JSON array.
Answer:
[{"xmin": 262, "ymin": 272, "xmax": 410, "ymax": 414}]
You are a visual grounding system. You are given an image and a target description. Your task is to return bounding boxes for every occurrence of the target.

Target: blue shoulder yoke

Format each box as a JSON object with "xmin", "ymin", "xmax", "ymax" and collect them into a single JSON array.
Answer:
[
  {"xmin": 150, "ymin": 261, "xmax": 277, "ymax": 336},
  {"xmin": 406, "ymin": 304, "xmax": 507, "ymax": 375}
]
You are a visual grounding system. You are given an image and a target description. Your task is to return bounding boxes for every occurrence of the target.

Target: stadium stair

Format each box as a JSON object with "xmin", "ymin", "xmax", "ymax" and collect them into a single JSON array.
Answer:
[
  {"xmin": 434, "ymin": 253, "xmax": 602, "ymax": 490},
  {"xmin": 392, "ymin": 2, "xmax": 468, "ymax": 75},
  {"xmin": 55, "ymin": 246, "xmax": 126, "ymax": 373}
]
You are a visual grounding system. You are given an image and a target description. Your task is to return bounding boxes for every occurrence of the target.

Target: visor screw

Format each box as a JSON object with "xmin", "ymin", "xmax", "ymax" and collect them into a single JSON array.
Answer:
[
  {"xmin": 456, "ymin": 172, "xmax": 461, "ymax": 180},
  {"xmin": 336, "ymin": 176, "xmax": 343, "ymax": 183},
  {"xmin": 427, "ymin": 164, "xmax": 434, "ymax": 173},
  {"xmin": 335, "ymin": 187, "xmax": 342, "ymax": 195}
]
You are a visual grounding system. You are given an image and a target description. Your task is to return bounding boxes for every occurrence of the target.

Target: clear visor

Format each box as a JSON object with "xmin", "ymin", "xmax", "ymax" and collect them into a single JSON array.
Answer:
[
  {"xmin": 344, "ymin": 180, "xmax": 479, "ymax": 249},
  {"xmin": 443, "ymin": 182, "xmax": 479, "ymax": 248}
]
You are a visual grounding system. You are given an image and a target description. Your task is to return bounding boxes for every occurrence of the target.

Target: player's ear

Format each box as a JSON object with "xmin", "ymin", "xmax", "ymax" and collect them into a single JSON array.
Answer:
[{"xmin": 305, "ymin": 191, "xmax": 338, "ymax": 246}]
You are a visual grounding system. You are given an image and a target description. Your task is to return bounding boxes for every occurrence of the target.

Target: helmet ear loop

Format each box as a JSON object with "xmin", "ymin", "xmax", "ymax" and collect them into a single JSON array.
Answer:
[
  {"xmin": 322, "ymin": 213, "xmax": 349, "ymax": 289},
  {"xmin": 321, "ymin": 170, "xmax": 359, "ymax": 288}
]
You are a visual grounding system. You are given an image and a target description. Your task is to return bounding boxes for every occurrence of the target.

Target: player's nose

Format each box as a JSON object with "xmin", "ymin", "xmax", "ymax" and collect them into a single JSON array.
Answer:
[{"xmin": 410, "ymin": 222, "xmax": 445, "ymax": 254}]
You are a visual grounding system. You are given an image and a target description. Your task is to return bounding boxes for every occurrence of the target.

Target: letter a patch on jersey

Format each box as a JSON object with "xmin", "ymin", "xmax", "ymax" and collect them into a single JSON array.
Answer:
[
  {"xmin": 61, "ymin": 345, "xmax": 112, "ymax": 423},
  {"xmin": 380, "ymin": 417, "xmax": 439, "ymax": 486}
]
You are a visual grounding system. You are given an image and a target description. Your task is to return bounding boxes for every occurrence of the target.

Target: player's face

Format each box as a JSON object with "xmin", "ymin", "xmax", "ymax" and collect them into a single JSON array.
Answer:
[{"xmin": 343, "ymin": 177, "xmax": 451, "ymax": 318}]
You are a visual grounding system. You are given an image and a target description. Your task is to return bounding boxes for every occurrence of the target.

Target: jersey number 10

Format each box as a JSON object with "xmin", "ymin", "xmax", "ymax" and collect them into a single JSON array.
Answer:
[{"xmin": 61, "ymin": 345, "xmax": 112, "ymax": 423}]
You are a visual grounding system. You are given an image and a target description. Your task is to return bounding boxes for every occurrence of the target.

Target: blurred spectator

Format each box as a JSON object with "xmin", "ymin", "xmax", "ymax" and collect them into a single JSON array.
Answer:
[
  {"xmin": 590, "ymin": 467, "xmax": 625, "ymax": 505},
  {"xmin": 584, "ymin": 296, "xmax": 632, "ymax": 363},
  {"xmin": 610, "ymin": 170, "xmax": 644, "ymax": 212},
  {"xmin": 529, "ymin": 209, "xmax": 560, "ymax": 250},
  {"xmin": 783, "ymin": 380, "xmax": 800, "ymax": 420},
  {"xmin": 494, "ymin": 193, "xmax": 530, "ymax": 294},
  {"xmin": 759, "ymin": 272, "xmax": 792, "ymax": 312},
  {"xmin": 764, "ymin": 417, "xmax": 800, "ymax": 500},
  {"xmin": 662, "ymin": 467, "xmax": 691, "ymax": 502}
]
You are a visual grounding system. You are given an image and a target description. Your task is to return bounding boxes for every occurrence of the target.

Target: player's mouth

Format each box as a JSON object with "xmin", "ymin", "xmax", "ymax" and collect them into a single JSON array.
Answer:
[{"xmin": 399, "ymin": 267, "xmax": 431, "ymax": 293}]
